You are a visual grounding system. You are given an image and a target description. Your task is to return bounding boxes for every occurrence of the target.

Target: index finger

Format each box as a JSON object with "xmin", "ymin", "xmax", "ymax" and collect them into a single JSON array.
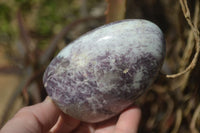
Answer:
[{"xmin": 114, "ymin": 106, "xmax": 141, "ymax": 133}]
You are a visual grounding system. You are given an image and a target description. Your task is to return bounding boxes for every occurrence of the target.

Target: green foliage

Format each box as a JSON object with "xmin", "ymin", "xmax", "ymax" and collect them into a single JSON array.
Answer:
[
  {"xmin": 0, "ymin": 3, "xmax": 13, "ymax": 41},
  {"xmin": 35, "ymin": 0, "xmax": 79, "ymax": 36},
  {"xmin": 0, "ymin": 4, "xmax": 11, "ymax": 20},
  {"xmin": 15, "ymin": 0, "xmax": 33, "ymax": 12},
  {"xmin": 0, "ymin": 0, "xmax": 101, "ymax": 46}
]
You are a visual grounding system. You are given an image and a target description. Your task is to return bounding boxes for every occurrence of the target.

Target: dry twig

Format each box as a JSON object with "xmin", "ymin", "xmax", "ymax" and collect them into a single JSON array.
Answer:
[
  {"xmin": 166, "ymin": 0, "xmax": 200, "ymax": 78},
  {"xmin": 190, "ymin": 104, "xmax": 200, "ymax": 133},
  {"xmin": 17, "ymin": 11, "xmax": 36, "ymax": 65},
  {"xmin": 171, "ymin": 109, "xmax": 182, "ymax": 133},
  {"xmin": 105, "ymin": 0, "xmax": 126, "ymax": 23}
]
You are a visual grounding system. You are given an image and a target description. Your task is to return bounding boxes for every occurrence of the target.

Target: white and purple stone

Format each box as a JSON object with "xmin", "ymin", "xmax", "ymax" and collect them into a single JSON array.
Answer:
[{"xmin": 43, "ymin": 19, "xmax": 165, "ymax": 123}]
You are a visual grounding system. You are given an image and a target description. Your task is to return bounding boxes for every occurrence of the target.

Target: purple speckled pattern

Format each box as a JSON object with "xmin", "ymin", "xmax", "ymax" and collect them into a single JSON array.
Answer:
[{"xmin": 43, "ymin": 19, "xmax": 165, "ymax": 123}]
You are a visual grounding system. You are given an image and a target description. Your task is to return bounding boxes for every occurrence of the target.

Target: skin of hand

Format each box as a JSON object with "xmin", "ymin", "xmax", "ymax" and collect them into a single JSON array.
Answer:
[{"xmin": 0, "ymin": 97, "xmax": 141, "ymax": 133}]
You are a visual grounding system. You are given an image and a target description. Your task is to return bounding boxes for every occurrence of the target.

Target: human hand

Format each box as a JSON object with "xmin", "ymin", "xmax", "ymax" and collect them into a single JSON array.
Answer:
[{"xmin": 0, "ymin": 97, "xmax": 141, "ymax": 133}]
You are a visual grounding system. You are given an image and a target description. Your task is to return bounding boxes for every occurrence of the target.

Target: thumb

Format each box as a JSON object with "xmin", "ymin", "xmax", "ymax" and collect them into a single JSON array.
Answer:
[{"xmin": 0, "ymin": 97, "xmax": 61, "ymax": 133}]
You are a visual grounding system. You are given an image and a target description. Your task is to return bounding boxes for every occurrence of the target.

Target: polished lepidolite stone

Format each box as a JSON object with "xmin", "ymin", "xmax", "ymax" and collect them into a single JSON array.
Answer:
[{"xmin": 43, "ymin": 19, "xmax": 165, "ymax": 123}]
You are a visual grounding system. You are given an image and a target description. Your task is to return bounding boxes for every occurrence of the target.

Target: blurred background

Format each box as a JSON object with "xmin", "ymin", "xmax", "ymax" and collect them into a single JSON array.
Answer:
[{"xmin": 0, "ymin": 0, "xmax": 199, "ymax": 132}]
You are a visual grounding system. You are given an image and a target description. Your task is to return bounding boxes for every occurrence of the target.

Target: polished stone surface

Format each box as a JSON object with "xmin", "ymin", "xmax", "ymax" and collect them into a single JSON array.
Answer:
[{"xmin": 43, "ymin": 19, "xmax": 165, "ymax": 123}]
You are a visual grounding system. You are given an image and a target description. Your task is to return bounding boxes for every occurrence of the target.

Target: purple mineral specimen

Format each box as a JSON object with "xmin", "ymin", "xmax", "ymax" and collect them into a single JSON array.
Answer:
[{"xmin": 43, "ymin": 19, "xmax": 165, "ymax": 123}]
